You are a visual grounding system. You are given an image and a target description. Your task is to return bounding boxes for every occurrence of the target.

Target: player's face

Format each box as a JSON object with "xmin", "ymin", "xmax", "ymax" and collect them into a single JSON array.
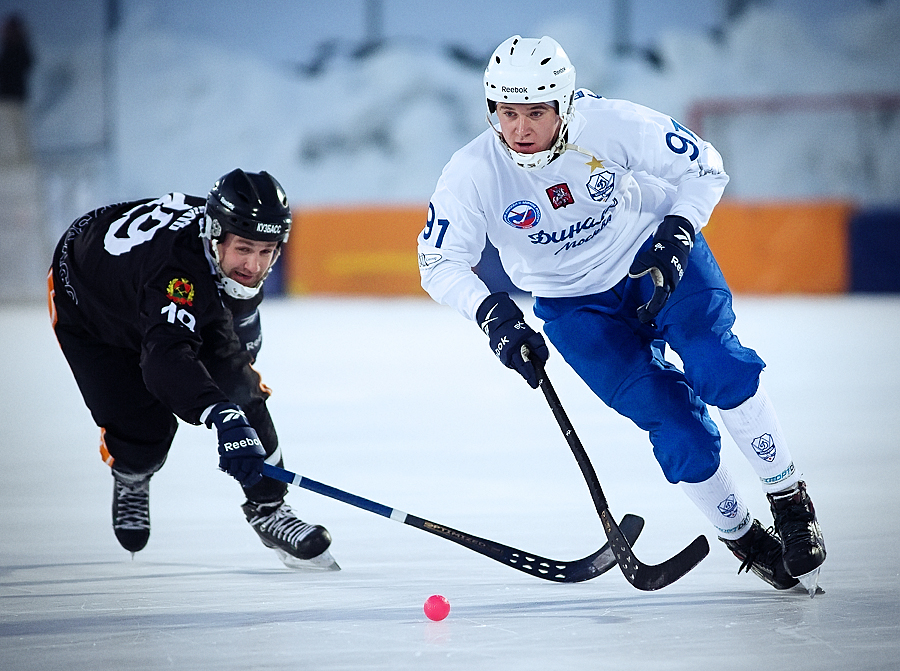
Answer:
[
  {"xmin": 496, "ymin": 102, "xmax": 561, "ymax": 154},
  {"xmin": 216, "ymin": 233, "xmax": 279, "ymax": 287}
]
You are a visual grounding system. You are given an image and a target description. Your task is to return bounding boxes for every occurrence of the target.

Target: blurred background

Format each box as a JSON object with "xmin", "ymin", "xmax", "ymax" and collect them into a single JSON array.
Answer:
[{"xmin": 0, "ymin": 0, "xmax": 898, "ymax": 302}]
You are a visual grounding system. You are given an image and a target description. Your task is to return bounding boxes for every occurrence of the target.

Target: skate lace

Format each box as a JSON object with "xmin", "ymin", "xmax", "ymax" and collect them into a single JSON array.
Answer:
[
  {"xmin": 254, "ymin": 504, "xmax": 316, "ymax": 545},
  {"xmin": 114, "ymin": 481, "xmax": 150, "ymax": 531},
  {"xmin": 736, "ymin": 525, "xmax": 781, "ymax": 575},
  {"xmin": 773, "ymin": 502, "xmax": 815, "ymax": 552}
]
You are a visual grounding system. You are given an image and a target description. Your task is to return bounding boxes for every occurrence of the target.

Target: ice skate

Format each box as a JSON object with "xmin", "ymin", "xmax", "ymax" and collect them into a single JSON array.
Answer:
[
  {"xmin": 720, "ymin": 519, "xmax": 799, "ymax": 590},
  {"xmin": 242, "ymin": 499, "xmax": 339, "ymax": 570},
  {"xmin": 768, "ymin": 481, "xmax": 826, "ymax": 589},
  {"xmin": 112, "ymin": 470, "xmax": 151, "ymax": 556}
]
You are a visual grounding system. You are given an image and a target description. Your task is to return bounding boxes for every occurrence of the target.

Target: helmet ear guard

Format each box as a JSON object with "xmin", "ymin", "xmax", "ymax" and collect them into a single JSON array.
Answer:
[
  {"xmin": 201, "ymin": 213, "xmax": 223, "ymax": 240},
  {"xmin": 483, "ymin": 35, "xmax": 577, "ymax": 171}
]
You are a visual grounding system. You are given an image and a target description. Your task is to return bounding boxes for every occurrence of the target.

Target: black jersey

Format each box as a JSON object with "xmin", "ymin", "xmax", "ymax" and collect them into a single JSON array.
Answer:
[{"xmin": 51, "ymin": 192, "xmax": 263, "ymax": 425}]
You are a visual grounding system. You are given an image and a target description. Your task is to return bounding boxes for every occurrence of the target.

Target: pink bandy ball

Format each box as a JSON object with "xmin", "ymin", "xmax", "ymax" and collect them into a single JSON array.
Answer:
[{"xmin": 423, "ymin": 594, "xmax": 450, "ymax": 621}]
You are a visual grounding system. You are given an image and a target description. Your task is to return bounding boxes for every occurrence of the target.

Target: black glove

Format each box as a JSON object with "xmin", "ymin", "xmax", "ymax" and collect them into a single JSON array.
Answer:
[
  {"xmin": 204, "ymin": 402, "xmax": 266, "ymax": 488},
  {"xmin": 475, "ymin": 292, "xmax": 549, "ymax": 389},
  {"xmin": 628, "ymin": 215, "xmax": 696, "ymax": 324}
]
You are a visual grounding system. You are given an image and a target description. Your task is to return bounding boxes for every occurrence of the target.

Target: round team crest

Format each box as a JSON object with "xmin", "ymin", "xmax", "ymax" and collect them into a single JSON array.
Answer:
[
  {"xmin": 166, "ymin": 278, "xmax": 195, "ymax": 306},
  {"xmin": 503, "ymin": 200, "xmax": 541, "ymax": 229}
]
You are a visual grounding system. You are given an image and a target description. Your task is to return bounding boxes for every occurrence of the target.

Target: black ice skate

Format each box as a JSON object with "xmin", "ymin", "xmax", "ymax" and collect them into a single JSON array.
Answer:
[
  {"xmin": 112, "ymin": 470, "xmax": 151, "ymax": 555},
  {"xmin": 768, "ymin": 481, "xmax": 826, "ymax": 596},
  {"xmin": 720, "ymin": 519, "xmax": 799, "ymax": 590},
  {"xmin": 242, "ymin": 500, "xmax": 339, "ymax": 570}
]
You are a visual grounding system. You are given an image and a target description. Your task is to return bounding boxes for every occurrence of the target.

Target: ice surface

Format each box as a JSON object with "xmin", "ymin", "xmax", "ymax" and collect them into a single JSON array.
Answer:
[
  {"xmin": 3, "ymin": 2, "xmax": 898, "ymax": 667},
  {"xmin": 2, "ymin": 295, "xmax": 899, "ymax": 670}
]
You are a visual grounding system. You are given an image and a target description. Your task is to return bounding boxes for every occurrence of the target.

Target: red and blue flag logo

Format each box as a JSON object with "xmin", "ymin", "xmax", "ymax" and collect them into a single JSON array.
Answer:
[{"xmin": 503, "ymin": 200, "xmax": 541, "ymax": 229}]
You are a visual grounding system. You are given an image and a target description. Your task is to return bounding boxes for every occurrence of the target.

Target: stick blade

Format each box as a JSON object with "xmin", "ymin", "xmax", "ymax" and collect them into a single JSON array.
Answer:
[
  {"xmin": 602, "ymin": 510, "xmax": 709, "ymax": 591},
  {"xmin": 565, "ymin": 513, "xmax": 645, "ymax": 582}
]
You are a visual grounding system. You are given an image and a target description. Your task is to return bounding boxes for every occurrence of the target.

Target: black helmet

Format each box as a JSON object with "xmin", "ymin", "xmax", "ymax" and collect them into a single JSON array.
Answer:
[{"xmin": 205, "ymin": 169, "xmax": 292, "ymax": 244}]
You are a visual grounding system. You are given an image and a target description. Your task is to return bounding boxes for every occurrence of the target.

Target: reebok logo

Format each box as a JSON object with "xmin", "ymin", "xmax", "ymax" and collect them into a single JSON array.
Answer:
[
  {"xmin": 493, "ymin": 335, "xmax": 509, "ymax": 358},
  {"xmin": 223, "ymin": 437, "xmax": 262, "ymax": 452},
  {"xmin": 218, "ymin": 407, "xmax": 247, "ymax": 424},
  {"xmin": 480, "ymin": 303, "xmax": 500, "ymax": 335},
  {"xmin": 675, "ymin": 226, "xmax": 694, "ymax": 250},
  {"xmin": 502, "ymin": 86, "xmax": 527, "ymax": 93}
]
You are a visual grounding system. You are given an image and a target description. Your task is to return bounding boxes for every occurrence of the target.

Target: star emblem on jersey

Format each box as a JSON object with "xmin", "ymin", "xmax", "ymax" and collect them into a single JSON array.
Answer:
[
  {"xmin": 166, "ymin": 278, "xmax": 195, "ymax": 306},
  {"xmin": 675, "ymin": 226, "xmax": 694, "ymax": 251},
  {"xmin": 546, "ymin": 183, "xmax": 574, "ymax": 209},
  {"xmin": 585, "ymin": 155, "xmax": 605, "ymax": 173}
]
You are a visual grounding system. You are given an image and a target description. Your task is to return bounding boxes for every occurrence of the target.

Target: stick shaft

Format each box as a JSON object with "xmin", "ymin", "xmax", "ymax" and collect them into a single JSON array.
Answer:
[
  {"xmin": 534, "ymin": 363, "xmax": 610, "ymax": 512},
  {"xmin": 263, "ymin": 463, "xmax": 407, "ymax": 521},
  {"xmin": 531, "ymin": 357, "xmax": 709, "ymax": 590},
  {"xmin": 262, "ymin": 462, "xmax": 643, "ymax": 583}
]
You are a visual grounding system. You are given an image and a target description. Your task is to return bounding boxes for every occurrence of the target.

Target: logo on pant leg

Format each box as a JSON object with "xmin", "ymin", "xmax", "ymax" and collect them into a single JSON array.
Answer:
[{"xmin": 751, "ymin": 433, "xmax": 776, "ymax": 462}]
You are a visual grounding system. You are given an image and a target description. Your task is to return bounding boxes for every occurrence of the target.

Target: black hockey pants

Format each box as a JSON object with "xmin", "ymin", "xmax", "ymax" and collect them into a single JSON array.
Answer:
[{"xmin": 47, "ymin": 270, "xmax": 287, "ymax": 504}]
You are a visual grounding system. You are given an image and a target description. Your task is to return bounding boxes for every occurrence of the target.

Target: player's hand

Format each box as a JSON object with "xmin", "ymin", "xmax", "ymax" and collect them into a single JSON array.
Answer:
[
  {"xmin": 475, "ymin": 292, "xmax": 549, "ymax": 389},
  {"xmin": 204, "ymin": 402, "xmax": 266, "ymax": 487},
  {"xmin": 628, "ymin": 215, "xmax": 695, "ymax": 324}
]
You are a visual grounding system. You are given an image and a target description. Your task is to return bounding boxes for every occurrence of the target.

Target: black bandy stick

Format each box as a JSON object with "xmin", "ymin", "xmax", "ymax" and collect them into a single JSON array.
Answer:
[
  {"xmin": 263, "ymin": 463, "xmax": 643, "ymax": 582},
  {"xmin": 531, "ymin": 356, "xmax": 709, "ymax": 590}
]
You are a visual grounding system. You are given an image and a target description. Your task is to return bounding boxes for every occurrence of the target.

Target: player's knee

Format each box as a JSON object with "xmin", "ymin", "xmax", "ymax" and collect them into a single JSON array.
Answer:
[
  {"xmin": 100, "ymin": 415, "xmax": 177, "ymax": 473},
  {"xmin": 654, "ymin": 443, "xmax": 720, "ymax": 484},
  {"xmin": 649, "ymin": 417, "xmax": 721, "ymax": 484},
  {"xmin": 687, "ymin": 352, "xmax": 763, "ymax": 410}
]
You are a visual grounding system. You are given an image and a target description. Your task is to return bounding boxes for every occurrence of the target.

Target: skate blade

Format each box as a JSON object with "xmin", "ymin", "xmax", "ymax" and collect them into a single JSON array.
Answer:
[
  {"xmin": 797, "ymin": 567, "xmax": 823, "ymax": 598},
  {"xmin": 273, "ymin": 547, "xmax": 341, "ymax": 571}
]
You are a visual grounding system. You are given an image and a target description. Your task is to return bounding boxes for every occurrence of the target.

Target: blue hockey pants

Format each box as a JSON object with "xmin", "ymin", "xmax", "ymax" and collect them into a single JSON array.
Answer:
[{"xmin": 533, "ymin": 233, "xmax": 765, "ymax": 484}]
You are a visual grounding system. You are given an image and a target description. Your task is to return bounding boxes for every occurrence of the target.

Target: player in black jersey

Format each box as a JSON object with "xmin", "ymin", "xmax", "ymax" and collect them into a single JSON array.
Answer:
[{"xmin": 49, "ymin": 169, "xmax": 337, "ymax": 569}]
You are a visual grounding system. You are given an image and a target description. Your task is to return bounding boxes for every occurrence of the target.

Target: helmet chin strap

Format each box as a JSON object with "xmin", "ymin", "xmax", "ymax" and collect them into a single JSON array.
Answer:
[
  {"xmin": 220, "ymin": 274, "xmax": 263, "ymax": 300},
  {"xmin": 562, "ymin": 142, "xmax": 597, "ymax": 160}
]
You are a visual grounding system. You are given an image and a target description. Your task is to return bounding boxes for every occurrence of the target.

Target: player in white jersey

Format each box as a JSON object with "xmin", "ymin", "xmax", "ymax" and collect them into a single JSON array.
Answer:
[{"xmin": 418, "ymin": 35, "xmax": 826, "ymax": 592}]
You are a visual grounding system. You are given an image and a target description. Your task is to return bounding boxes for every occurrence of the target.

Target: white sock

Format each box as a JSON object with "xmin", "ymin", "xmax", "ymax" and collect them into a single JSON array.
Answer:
[
  {"xmin": 717, "ymin": 384, "xmax": 800, "ymax": 493},
  {"xmin": 680, "ymin": 464, "xmax": 752, "ymax": 540}
]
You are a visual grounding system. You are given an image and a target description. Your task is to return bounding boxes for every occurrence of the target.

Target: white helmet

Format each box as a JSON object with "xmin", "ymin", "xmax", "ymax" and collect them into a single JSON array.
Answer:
[{"xmin": 483, "ymin": 36, "xmax": 577, "ymax": 170}]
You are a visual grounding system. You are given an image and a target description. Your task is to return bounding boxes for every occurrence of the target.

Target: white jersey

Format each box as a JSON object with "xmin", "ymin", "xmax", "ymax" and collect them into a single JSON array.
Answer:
[{"xmin": 417, "ymin": 89, "xmax": 729, "ymax": 321}]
